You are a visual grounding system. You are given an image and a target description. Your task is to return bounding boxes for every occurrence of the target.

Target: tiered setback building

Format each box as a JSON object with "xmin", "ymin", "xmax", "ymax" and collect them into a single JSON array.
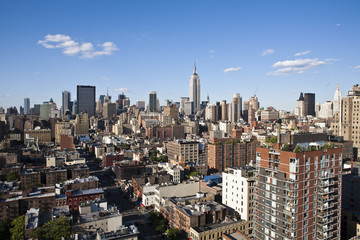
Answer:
[{"xmin": 254, "ymin": 144, "xmax": 342, "ymax": 240}]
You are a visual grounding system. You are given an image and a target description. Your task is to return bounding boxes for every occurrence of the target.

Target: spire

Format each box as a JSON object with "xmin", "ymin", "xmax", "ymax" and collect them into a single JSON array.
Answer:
[
  {"xmin": 194, "ymin": 60, "xmax": 196, "ymax": 74},
  {"xmin": 299, "ymin": 92, "xmax": 304, "ymax": 101},
  {"xmin": 337, "ymin": 83, "xmax": 339, "ymax": 90}
]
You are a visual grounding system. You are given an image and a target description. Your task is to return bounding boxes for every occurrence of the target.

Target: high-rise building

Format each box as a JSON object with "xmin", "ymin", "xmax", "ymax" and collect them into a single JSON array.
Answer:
[
  {"xmin": 222, "ymin": 166, "xmax": 256, "ymax": 221},
  {"xmin": 103, "ymin": 102, "xmax": 117, "ymax": 120},
  {"xmin": 189, "ymin": 63, "xmax": 200, "ymax": 114},
  {"xmin": 229, "ymin": 93, "xmax": 242, "ymax": 123},
  {"xmin": 24, "ymin": 98, "xmax": 30, "ymax": 115},
  {"xmin": 304, "ymin": 93, "xmax": 315, "ymax": 116},
  {"xmin": 333, "ymin": 84, "xmax": 342, "ymax": 115},
  {"xmin": 254, "ymin": 143, "xmax": 342, "ymax": 240},
  {"xmin": 77, "ymin": 85, "xmax": 95, "ymax": 117},
  {"xmin": 148, "ymin": 91, "xmax": 157, "ymax": 112},
  {"xmin": 61, "ymin": 91, "xmax": 72, "ymax": 116},
  {"xmin": 179, "ymin": 97, "xmax": 190, "ymax": 115},
  {"xmin": 117, "ymin": 93, "xmax": 126, "ymax": 109},
  {"xmin": 221, "ymin": 100, "xmax": 228, "ymax": 121},
  {"xmin": 331, "ymin": 84, "xmax": 360, "ymax": 158},
  {"xmin": 207, "ymin": 139, "xmax": 259, "ymax": 171},
  {"xmin": 295, "ymin": 92, "xmax": 306, "ymax": 117},
  {"xmin": 136, "ymin": 100, "xmax": 145, "ymax": 110}
]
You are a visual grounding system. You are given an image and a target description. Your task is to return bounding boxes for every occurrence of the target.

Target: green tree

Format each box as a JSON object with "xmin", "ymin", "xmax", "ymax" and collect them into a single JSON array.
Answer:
[
  {"xmin": 10, "ymin": 215, "xmax": 24, "ymax": 240},
  {"xmin": 6, "ymin": 172, "xmax": 18, "ymax": 181},
  {"xmin": 167, "ymin": 228, "xmax": 188, "ymax": 240},
  {"xmin": 270, "ymin": 136, "xmax": 277, "ymax": 144},
  {"xmin": 30, "ymin": 217, "xmax": 71, "ymax": 240},
  {"xmin": 0, "ymin": 219, "xmax": 11, "ymax": 240},
  {"xmin": 293, "ymin": 144, "xmax": 303, "ymax": 153},
  {"xmin": 281, "ymin": 144, "xmax": 290, "ymax": 151},
  {"xmin": 158, "ymin": 155, "xmax": 168, "ymax": 162},
  {"xmin": 189, "ymin": 171, "xmax": 200, "ymax": 177}
]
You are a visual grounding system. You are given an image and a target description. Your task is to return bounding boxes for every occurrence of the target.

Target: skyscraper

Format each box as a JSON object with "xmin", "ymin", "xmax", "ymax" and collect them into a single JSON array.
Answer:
[
  {"xmin": 148, "ymin": 91, "xmax": 157, "ymax": 112},
  {"xmin": 136, "ymin": 100, "xmax": 145, "ymax": 110},
  {"xmin": 229, "ymin": 93, "xmax": 242, "ymax": 123},
  {"xmin": 304, "ymin": 93, "xmax": 315, "ymax": 116},
  {"xmin": 189, "ymin": 62, "xmax": 200, "ymax": 114},
  {"xmin": 77, "ymin": 85, "xmax": 95, "ymax": 117},
  {"xmin": 24, "ymin": 98, "xmax": 30, "ymax": 115},
  {"xmin": 61, "ymin": 91, "xmax": 71, "ymax": 116},
  {"xmin": 295, "ymin": 92, "xmax": 305, "ymax": 117},
  {"xmin": 333, "ymin": 84, "xmax": 342, "ymax": 115}
]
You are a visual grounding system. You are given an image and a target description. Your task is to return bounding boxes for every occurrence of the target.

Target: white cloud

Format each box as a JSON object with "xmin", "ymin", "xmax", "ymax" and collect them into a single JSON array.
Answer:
[
  {"xmin": 38, "ymin": 34, "xmax": 118, "ymax": 59},
  {"xmin": 208, "ymin": 50, "xmax": 215, "ymax": 54},
  {"xmin": 336, "ymin": 23, "xmax": 341, "ymax": 27},
  {"xmin": 224, "ymin": 66, "xmax": 242, "ymax": 73},
  {"xmin": 294, "ymin": 50, "xmax": 311, "ymax": 56},
  {"xmin": 268, "ymin": 58, "xmax": 326, "ymax": 76},
  {"xmin": 354, "ymin": 65, "xmax": 360, "ymax": 71},
  {"xmin": 261, "ymin": 49, "xmax": 274, "ymax": 56},
  {"xmin": 101, "ymin": 76, "xmax": 110, "ymax": 81},
  {"xmin": 114, "ymin": 88, "xmax": 130, "ymax": 93}
]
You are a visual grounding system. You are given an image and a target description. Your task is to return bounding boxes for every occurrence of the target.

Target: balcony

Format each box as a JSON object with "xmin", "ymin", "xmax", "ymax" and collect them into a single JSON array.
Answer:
[
  {"xmin": 318, "ymin": 180, "xmax": 335, "ymax": 187},
  {"xmin": 318, "ymin": 187, "xmax": 335, "ymax": 195},
  {"xmin": 319, "ymin": 173, "xmax": 335, "ymax": 179},
  {"xmin": 318, "ymin": 195, "xmax": 334, "ymax": 203},
  {"xmin": 318, "ymin": 202, "xmax": 334, "ymax": 211},
  {"xmin": 318, "ymin": 222, "xmax": 334, "ymax": 232},
  {"xmin": 318, "ymin": 209, "xmax": 334, "ymax": 218},
  {"xmin": 317, "ymin": 216, "xmax": 334, "ymax": 225}
]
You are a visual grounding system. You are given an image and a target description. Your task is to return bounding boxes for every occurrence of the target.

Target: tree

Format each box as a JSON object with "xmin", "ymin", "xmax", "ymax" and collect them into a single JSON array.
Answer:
[
  {"xmin": 6, "ymin": 172, "xmax": 18, "ymax": 181},
  {"xmin": 281, "ymin": 144, "xmax": 290, "ymax": 151},
  {"xmin": 293, "ymin": 144, "xmax": 303, "ymax": 153},
  {"xmin": 158, "ymin": 155, "xmax": 168, "ymax": 162},
  {"xmin": 30, "ymin": 217, "xmax": 71, "ymax": 240},
  {"xmin": 0, "ymin": 219, "xmax": 11, "ymax": 240},
  {"xmin": 10, "ymin": 215, "xmax": 24, "ymax": 240},
  {"xmin": 167, "ymin": 228, "xmax": 188, "ymax": 240}
]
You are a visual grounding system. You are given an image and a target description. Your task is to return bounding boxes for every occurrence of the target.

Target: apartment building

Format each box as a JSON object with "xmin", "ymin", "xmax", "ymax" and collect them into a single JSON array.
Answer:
[
  {"xmin": 254, "ymin": 142, "xmax": 342, "ymax": 240},
  {"xmin": 167, "ymin": 140, "xmax": 199, "ymax": 165},
  {"xmin": 222, "ymin": 166, "xmax": 256, "ymax": 221}
]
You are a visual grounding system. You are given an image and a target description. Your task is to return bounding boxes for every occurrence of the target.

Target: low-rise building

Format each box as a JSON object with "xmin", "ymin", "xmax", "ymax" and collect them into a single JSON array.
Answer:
[{"xmin": 189, "ymin": 219, "xmax": 251, "ymax": 240}]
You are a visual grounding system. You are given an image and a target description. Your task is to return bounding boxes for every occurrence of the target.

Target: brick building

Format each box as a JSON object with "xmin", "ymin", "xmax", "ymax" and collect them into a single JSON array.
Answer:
[{"xmin": 254, "ymin": 142, "xmax": 342, "ymax": 240}]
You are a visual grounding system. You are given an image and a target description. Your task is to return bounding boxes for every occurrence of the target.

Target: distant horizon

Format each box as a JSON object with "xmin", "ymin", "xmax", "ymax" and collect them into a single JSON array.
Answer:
[{"xmin": 1, "ymin": 1, "xmax": 359, "ymax": 111}]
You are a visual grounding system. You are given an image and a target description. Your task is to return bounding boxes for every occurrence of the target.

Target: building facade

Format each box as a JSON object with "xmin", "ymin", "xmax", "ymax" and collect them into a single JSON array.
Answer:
[
  {"xmin": 77, "ymin": 85, "xmax": 95, "ymax": 117},
  {"xmin": 254, "ymin": 143, "xmax": 342, "ymax": 240}
]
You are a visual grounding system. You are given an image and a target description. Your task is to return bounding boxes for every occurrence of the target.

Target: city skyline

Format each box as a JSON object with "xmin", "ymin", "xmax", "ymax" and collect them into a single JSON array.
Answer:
[{"xmin": 1, "ymin": 1, "xmax": 360, "ymax": 110}]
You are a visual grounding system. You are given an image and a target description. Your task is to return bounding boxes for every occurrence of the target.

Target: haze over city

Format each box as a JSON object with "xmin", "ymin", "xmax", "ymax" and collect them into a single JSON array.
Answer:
[{"xmin": 1, "ymin": 0, "xmax": 360, "ymax": 110}]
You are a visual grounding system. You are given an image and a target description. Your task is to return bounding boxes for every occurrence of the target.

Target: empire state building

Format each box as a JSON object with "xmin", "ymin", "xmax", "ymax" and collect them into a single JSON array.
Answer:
[{"xmin": 189, "ymin": 62, "xmax": 200, "ymax": 114}]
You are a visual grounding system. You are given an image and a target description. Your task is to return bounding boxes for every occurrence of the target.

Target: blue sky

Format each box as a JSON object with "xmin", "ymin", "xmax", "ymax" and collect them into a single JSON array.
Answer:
[{"xmin": 0, "ymin": 0, "xmax": 359, "ymax": 111}]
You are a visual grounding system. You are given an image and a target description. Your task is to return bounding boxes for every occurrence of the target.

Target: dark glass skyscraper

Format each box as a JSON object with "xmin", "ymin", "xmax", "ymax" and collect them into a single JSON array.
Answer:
[
  {"xmin": 77, "ymin": 85, "xmax": 96, "ymax": 117},
  {"xmin": 148, "ymin": 91, "xmax": 157, "ymax": 112},
  {"xmin": 304, "ymin": 93, "xmax": 315, "ymax": 116}
]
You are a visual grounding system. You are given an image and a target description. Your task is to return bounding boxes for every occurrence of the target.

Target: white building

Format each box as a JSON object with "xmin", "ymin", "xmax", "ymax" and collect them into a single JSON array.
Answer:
[
  {"xmin": 157, "ymin": 162, "xmax": 183, "ymax": 183},
  {"xmin": 142, "ymin": 184, "xmax": 159, "ymax": 207},
  {"xmin": 222, "ymin": 166, "xmax": 256, "ymax": 221}
]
